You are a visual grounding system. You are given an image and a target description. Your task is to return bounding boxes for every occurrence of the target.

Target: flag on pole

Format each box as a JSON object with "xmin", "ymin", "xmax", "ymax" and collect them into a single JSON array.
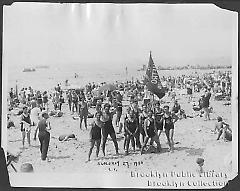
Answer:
[{"xmin": 144, "ymin": 51, "xmax": 165, "ymax": 99}]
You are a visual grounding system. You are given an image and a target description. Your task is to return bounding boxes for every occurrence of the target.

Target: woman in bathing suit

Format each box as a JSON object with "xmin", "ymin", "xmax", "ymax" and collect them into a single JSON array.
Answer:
[{"xmin": 87, "ymin": 112, "xmax": 103, "ymax": 161}]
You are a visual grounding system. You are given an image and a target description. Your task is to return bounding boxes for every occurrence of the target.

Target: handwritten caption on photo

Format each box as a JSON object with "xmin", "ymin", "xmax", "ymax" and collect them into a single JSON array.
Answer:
[{"xmin": 97, "ymin": 160, "xmax": 144, "ymax": 171}]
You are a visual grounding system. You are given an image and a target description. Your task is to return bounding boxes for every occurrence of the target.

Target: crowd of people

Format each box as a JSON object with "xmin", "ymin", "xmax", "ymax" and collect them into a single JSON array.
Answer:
[{"xmin": 7, "ymin": 70, "xmax": 232, "ymax": 163}]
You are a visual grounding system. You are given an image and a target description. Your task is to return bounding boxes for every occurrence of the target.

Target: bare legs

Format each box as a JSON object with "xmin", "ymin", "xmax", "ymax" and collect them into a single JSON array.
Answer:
[
  {"xmin": 80, "ymin": 116, "xmax": 87, "ymax": 130},
  {"xmin": 165, "ymin": 129, "xmax": 174, "ymax": 152},
  {"xmin": 22, "ymin": 131, "xmax": 31, "ymax": 148},
  {"xmin": 87, "ymin": 140, "xmax": 101, "ymax": 161}
]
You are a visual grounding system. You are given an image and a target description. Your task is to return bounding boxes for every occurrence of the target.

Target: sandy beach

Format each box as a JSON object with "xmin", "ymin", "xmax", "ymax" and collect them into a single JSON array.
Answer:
[{"xmin": 7, "ymin": 90, "xmax": 232, "ymax": 176}]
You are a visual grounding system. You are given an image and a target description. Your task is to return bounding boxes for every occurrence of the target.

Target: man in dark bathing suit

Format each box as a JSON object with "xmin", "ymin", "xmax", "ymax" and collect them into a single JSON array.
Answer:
[
  {"xmin": 124, "ymin": 110, "xmax": 139, "ymax": 155},
  {"xmin": 162, "ymin": 105, "xmax": 178, "ymax": 152},
  {"xmin": 101, "ymin": 103, "xmax": 119, "ymax": 156},
  {"xmin": 140, "ymin": 110, "xmax": 161, "ymax": 155}
]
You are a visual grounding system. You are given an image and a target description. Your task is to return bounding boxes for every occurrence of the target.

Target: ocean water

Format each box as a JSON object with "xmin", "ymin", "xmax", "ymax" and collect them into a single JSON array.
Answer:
[{"xmin": 6, "ymin": 64, "xmax": 231, "ymax": 92}]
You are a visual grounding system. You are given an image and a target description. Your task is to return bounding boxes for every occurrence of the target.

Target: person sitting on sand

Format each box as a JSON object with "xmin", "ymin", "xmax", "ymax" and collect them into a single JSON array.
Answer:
[
  {"xmin": 79, "ymin": 99, "xmax": 88, "ymax": 130},
  {"xmin": 87, "ymin": 112, "xmax": 103, "ymax": 162},
  {"xmin": 34, "ymin": 112, "xmax": 51, "ymax": 162},
  {"xmin": 214, "ymin": 116, "xmax": 232, "ymax": 141},
  {"xmin": 124, "ymin": 110, "xmax": 139, "ymax": 155},
  {"xmin": 101, "ymin": 103, "xmax": 119, "ymax": 156},
  {"xmin": 140, "ymin": 110, "xmax": 161, "ymax": 155},
  {"xmin": 20, "ymin": 106, "xmax": 32, "ymax": 148},
  {"xmin": 162, "ymin": 105, "xmax": 178, "ymax": 152}
]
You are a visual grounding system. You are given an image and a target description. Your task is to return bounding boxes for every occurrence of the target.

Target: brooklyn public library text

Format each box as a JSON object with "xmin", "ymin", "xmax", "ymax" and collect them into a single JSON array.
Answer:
[{"xmin": 147, "ymin": 180, "xmax": 228, "ymax": 188}]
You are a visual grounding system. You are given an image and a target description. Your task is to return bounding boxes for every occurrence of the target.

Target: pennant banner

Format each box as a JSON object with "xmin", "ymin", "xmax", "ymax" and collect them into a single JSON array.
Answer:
[{"xmin": 144, "ymin": 52, "xmax": 165, "ymax": 99}]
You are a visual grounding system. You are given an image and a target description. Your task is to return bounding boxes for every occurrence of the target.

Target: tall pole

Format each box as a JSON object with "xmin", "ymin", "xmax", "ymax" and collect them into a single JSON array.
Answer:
[
  {"xmin": 15, "ymin": 80, "xmax": 18, "ymax": 99},
  {"xmin": 125, "ymin": 66, "xmax": 128, "ymax": 82}
]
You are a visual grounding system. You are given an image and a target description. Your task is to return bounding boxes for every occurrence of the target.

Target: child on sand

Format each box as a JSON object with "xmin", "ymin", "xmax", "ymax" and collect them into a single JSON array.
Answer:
[
  {"xmin": 214, "ymin": 116, "xmax": 232, "ymax": 141},
  {"xmin": 87, "ymin": 112, "xmax": 103, "ymax": 162}
]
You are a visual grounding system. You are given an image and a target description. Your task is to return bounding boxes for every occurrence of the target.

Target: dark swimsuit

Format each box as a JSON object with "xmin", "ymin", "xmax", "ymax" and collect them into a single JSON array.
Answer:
[
  {"xmin": 37, "ymin": 95, "xmax": 42, "ymax": 105},
  {"xmin": 102, "ymin": 114, "xmax": 115, "ymax": 136},
  {"xmin": 126, "ymin": 119, "xmax": 138, "ymax": 134},
  {"xmin": 146, "ymin": 119, "xmax": 156, "ymax": 138},
  {"xmin": 91, "ymin": 122, "xmax": 101, "ymax": 140},
  {"xmin": 155, "ymin": 110, "xmax": 164, "ymax": 130},
  {"xmin": 164, "ymin": 115, "xmax": 174, "ymax": 130},
  {"xmin": 20, "ymin": 114, "xmax": 31, "ymax": 132}
]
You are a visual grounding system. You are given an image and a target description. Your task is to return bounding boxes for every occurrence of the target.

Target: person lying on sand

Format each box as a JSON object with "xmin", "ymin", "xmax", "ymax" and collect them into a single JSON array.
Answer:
[
  {"xmin": 214, "ymin": 116, "xmax": 232, "ymax": 141},
  {"xmin": 87, "ymin": 112, "xmax": 103, "ymax": 162},
  {"xmin": 58, "ymin": 134, "xmax": 77, "ymax": 142}
]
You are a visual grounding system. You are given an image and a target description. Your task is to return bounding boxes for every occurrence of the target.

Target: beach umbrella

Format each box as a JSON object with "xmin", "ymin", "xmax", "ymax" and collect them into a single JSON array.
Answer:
[{"xmin": 98, "ymin": 83, "xmax": 117, "ymax": 93}]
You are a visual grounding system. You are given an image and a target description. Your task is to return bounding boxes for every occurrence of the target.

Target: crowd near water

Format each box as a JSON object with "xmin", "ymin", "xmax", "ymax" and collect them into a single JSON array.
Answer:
[{"xmin": 7, "ymin": 69, "xmax": 232, "ymax": 163}]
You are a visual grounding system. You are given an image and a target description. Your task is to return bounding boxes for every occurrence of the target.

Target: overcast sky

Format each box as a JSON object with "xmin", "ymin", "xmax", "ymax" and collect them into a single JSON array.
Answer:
[{"xmin": 3, "ymin": 3, "xmax": 237, "ymax": 70}]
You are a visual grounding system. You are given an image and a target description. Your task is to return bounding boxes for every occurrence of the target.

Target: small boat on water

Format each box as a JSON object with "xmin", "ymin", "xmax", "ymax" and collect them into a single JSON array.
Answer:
[{"xmin": 23, "ymin": 68, "xmax": 36, "ymax": 72}]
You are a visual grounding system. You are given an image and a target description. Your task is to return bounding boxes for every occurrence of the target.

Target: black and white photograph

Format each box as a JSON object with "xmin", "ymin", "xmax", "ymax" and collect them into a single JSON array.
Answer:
[{"xmin": 2, "ymin": 2, "xmax": 238, "ymax": 188}]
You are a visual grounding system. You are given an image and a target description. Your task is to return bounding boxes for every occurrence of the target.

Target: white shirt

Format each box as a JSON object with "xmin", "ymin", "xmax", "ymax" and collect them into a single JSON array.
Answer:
[{"xmin": 30, "ymin": 107, "xmax": 41, "ymax": 124}]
